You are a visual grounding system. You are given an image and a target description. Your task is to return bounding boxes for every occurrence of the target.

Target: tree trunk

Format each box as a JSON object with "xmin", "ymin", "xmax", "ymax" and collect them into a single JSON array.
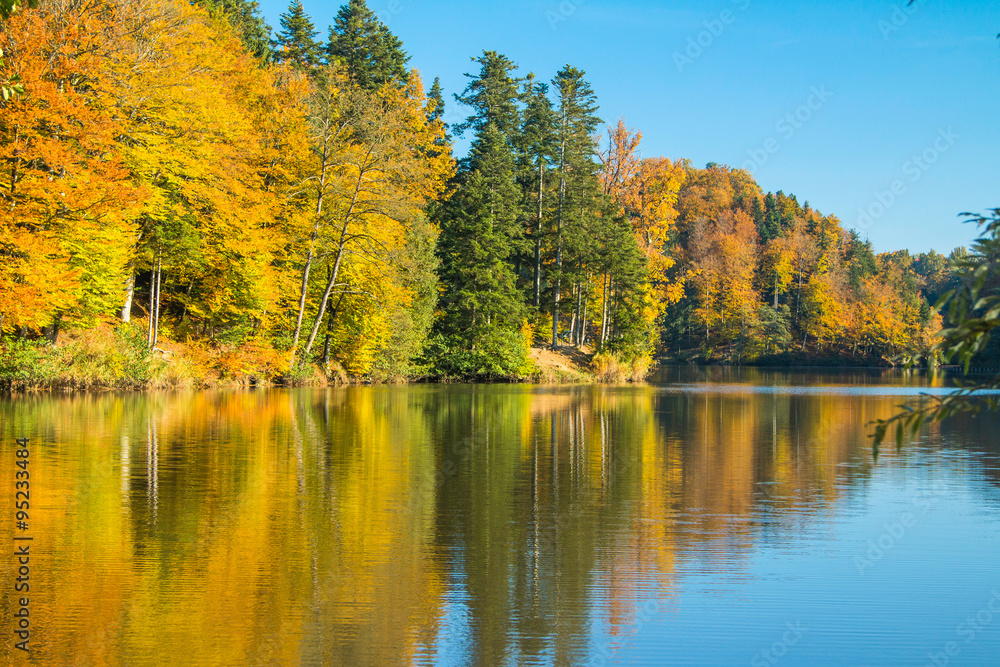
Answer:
[
  {"xmin": 607, "ymin": 287, "xmax": 616, "ymax": 344},
  {"xmin": 301, "ymin": 152, "xmax": 370, "ymax": 361},
  {"xmin": 551, "ymin": 252, "xmax": 561, "ymax": 347},
  {"xmin": 322, "ymin": 289, "xmax": 345, "ymax": 366},
  {"xmin": 147, "ymin": 250, "xmax": 156, "ymax": 346},
  {"xmin": 568, "ymin": 283, "xmax": 577, "ymax": 345},
  {"xmin": 600, "ymin": 273, "xmax": 610, "ymax": 349},
  {"xmin": 322, "ymin": 266, "xmax": 333, "ymax": 365},
  {"xmin": 121, "ymin": 263, "xmax": 135, "ymax": 322},
  {"xmin": 10, "ymin": 126, "xmax": 20, "ymax": 195},
  {"xmin": 552, "ymin": 124, "xmax": 567, "ymax": 348},
  {"xmin": 47, "ymin": 313, "xmax": 61, "ymax": 344},
  {"xmin": 152, "ymin": 252, "xmax": 162, "ymax": 347},
  {"xmin": 534, "ymin": 161, "xmax": 544, "ymax": 309},
  {"xmin": 180, "ymin": 280, "xmax": 193, "ymax": 322},
  {"xmin": 795, "ymin": 263, "xmax": 802, "ymax": 324},
  {"xmin": 292, "ymin": 143, "xmax": 330, "ymax": 355},
  {"xmin": 573, "ymin": 281, "xmax": 583, "ymax": 347}
]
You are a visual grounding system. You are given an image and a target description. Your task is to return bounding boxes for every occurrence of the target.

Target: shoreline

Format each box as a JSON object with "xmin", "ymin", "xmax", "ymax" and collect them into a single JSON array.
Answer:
[{"xmin": 5, "ymin": 326, "xmax": 980, "ymax": 394}]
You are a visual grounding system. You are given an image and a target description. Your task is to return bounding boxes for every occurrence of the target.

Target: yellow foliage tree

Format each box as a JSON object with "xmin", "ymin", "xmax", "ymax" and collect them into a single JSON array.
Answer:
[
  {"xmin": 104, "ymin": 0, "xmax": 298, "ymax": 342},
  {"xmin": 288, "ymin": 67, "xmax": 452, "ymax": 372}
]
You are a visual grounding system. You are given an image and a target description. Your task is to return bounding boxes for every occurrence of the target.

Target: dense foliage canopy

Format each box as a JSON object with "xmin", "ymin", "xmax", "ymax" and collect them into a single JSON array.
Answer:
[{"xmin": 0, "ymin": 0, "xmax": 972, "ymax": 385}]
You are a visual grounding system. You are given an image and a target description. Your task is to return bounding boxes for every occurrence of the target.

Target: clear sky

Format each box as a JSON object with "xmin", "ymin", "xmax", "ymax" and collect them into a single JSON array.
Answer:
[{"xmin": 256, "ymin": 0, "xmax": 999, "ymax": 255}]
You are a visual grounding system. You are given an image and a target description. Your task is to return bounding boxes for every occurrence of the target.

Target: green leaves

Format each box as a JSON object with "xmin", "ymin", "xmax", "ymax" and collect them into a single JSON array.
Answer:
[
  {"xmin": 872, "ymin": 209, "xmax": 1000, "ymax": 446},
  {"xmin": 200, "ymin": 0, "xmax": 274, "ymax": 63},
  {"xmin": 0, "ymin": 47, "xmax": 25, "ymax": 101},
  {"xmin": 0, "ymin": 0, "xmax": 36, "ymax": 22}
]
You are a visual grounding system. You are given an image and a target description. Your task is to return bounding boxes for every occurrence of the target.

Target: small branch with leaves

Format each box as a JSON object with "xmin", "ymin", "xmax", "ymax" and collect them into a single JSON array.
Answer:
[{"xmin": 872, "ymin": 209, "xmax": 1000, "ymax": 446}]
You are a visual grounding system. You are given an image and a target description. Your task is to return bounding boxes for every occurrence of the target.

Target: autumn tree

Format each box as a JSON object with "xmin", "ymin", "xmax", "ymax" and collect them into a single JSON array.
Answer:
[
  {"xmin": 0, "ymin": 0, "xmax": 144, "ymax": 335},
  {"xmin": 288, "ymin": 68, "xmax": 451, "ymax": 372},
  {"xmin": 200, "ymin": 0, "xmax": 273, "ymax": 62},
  {"xmin": 100, "ymin": 0, "xmax": 301, "ymax": 348},
  {"xmin": 599, "ymin": 120, "xmax": 686, "ymax": 312}
]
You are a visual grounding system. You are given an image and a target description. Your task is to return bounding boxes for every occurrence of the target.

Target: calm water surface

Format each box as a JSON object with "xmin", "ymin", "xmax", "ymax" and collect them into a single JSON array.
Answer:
[{"xmin": 2, "ymin": 367, "xmax": 999, "ymax": 666}]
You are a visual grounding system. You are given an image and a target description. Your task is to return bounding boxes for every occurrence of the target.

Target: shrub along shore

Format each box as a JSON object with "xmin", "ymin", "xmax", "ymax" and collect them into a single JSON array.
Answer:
[{"xmin": 0, "ymin": 322, "xmax": 654, "ymax": 390}]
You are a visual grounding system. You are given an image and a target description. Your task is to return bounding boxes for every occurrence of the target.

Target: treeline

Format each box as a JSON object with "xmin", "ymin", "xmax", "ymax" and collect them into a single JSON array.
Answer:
[
  {"xmin": 1, "ymin": 0, "xmax": 449, "ymax": 382},
  {"xmin": 659, "ymin": 166, "xmax": 955, "ymax": 364},
  {"xmin": 0, "ymin": 0, "xmax": 965, "ymax": 385}
]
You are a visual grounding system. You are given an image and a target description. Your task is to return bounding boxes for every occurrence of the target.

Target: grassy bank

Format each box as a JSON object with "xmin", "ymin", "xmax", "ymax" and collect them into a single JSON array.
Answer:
[
  {"xmin": 0, "ymin": 323, "xmax": 652, "ymax": 391},
  {"xmin": 0, "ymin": 322, "xmax": 300, "ymax": 391}
]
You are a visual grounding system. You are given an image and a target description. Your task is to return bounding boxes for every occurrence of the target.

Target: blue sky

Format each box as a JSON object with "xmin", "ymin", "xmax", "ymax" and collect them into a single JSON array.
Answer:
[{"xmin": 256, "ymin": 0, "xmax": 999, "ymax": 255}]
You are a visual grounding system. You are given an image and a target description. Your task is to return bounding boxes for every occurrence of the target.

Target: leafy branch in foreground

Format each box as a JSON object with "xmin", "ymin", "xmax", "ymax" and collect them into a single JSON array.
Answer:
[
  {"xmin": 872, "ymin": 209, "xmax": 1000, "ymax": 446},
  {"xmin": 0, "ymin": 0, "xmax": 35, "ymax": 21}
]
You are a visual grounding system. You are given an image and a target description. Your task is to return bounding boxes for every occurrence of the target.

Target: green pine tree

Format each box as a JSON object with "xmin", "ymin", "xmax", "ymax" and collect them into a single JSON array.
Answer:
[
  {"xmin": 425, "ymin": 77, "xmax": 451, "ymax": 158},
  {"xmin": 432, "ymin": 122, "xmax": 530, "ymax": 378},
  {"xmin": 200, "ymin": 0, "xmax": 273, "ymax": 63},
  {"xmin": 326, "ymin": 0, "xmax": 409, "ymax": 89},
  {"xmin": 275, "ymin": 0, "xmax": 321, "ymax": 70},
  {"xmin": 427, "ymin": 76, "xmax": 446, "ymax": 124},
  {"xmin": 515, "ymin": 74, "xmax": 557, "ymax": 309},
  {"xmin": 453, "ymin": 51, "xmax": 522, "ymax": 141},
  {"xmin": 596, "ymin": 209, "xmax": 652, "ymax": 357},
  {"xmin": 550, "ymin": 64, "xmax": 603, "ymax": 347}
]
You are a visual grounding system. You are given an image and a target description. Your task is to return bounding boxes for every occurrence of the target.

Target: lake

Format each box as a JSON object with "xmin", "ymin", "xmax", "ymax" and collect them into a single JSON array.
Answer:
[{"xmin": 2, "ymin": 367, "xmax": 999, "ymax": 666}]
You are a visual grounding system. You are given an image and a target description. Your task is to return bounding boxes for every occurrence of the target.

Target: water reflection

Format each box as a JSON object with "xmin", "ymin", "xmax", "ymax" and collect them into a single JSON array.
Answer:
[{"xmin": 0, "ymin": 370, "xmax": 998, "ymax": 665}]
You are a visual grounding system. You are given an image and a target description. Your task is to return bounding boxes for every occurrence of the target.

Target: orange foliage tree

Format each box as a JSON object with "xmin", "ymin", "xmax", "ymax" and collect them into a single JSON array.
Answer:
[{"xmin": 0, "ymin": 0, "xmax": 145, "ymax": 333}]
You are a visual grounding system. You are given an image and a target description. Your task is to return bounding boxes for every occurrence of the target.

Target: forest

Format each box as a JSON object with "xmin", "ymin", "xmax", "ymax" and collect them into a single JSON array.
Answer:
[{"xmin": 0, "ymin": 0, "xmax": 972, "ymax": 387}]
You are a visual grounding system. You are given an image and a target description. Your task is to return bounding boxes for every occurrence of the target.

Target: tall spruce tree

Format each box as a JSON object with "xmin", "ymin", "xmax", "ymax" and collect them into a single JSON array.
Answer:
[
  {"xmin": 432, "ymin": 121, "xmax": 529, "ymax": 377},
  {"xmin": 550, "ymin": 64, "xmax": 602, "ymax": 347},
  {"xmin": 425, "ymin": 77, "xmax": 451, "ymax": 158},
  {"xmin": 326, "ymin": 0, "xmax": 409, "ymax": 89},
  {"xmin": 427, "ymin": 76, "xmax": 446, "ymax": 124},
  {"xmin": 275, "ymin": 0, "xmax": 321, "ymax": 70},
  {"xmin": 515, "ymin": 74, "xmax": 557, "ymax": 309},
  {"xmin": 452, "ymin": 51, "xmax": 522, "ymax": 141},
  {"xmin": 595, "ymin": 212, "xmax": 649, "ymax": 353}
]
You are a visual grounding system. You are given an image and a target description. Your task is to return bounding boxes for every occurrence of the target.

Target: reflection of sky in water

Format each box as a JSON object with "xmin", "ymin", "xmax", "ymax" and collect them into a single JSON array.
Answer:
[
  {"xmin": 423, "ymin": 384, "xmax": 1000, "ymax": 666},
  {"xmin": 591, "ymin": 449, "xmax": 1000, "ymax": 666},
  {"xmin": 430, "ymin": 458, "xmax": 1000, "ymax": 666},
  {"xmin": 660, "ymin": 384, "xmax": 1000, "ymax": 396}
]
